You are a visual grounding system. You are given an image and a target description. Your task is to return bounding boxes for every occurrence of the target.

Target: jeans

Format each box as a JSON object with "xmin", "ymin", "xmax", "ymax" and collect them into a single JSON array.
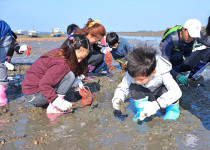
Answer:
[
  {"xmin": 87, "ymin": 51, "xmax": 104, "ymax": 67},
  {"xmin": 0, "ymin": 34, "xmax": 12, "ymax": 86}
]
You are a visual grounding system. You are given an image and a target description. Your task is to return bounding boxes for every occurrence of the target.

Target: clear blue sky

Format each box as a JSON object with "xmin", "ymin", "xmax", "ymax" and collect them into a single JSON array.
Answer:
[{"xmin": 1, "ymin": 0, "xmax": 209, "ymax": 33}]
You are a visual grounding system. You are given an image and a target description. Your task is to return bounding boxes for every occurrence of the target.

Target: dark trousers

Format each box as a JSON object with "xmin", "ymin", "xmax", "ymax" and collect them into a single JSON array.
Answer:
[
  {"xmin": 87, "ymin": 51, "xmax": 104, "ymax": 68},
  {"xmin": 129, "ymin": 83, "xmax": 167, "ymax": 102},
  {"xmin": 170, "ymin": 48, "xmax": 210, "ymax": 73}
]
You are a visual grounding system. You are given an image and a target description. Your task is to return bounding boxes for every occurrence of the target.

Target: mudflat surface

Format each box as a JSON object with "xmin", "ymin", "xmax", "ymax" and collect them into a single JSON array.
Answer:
[{"xmin": 0, "ymin": 36, "xmax": 209, "ymax": 150}]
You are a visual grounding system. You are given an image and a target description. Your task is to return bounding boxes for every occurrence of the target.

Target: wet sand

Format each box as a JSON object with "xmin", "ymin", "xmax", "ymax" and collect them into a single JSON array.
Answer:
[
  {"xmin": 117, "ymin": 31, "xmax": 164, "ymax": 37},
  {"xmin": 0, "ymin": 36, "xmax": 209, "ymax": 149}
]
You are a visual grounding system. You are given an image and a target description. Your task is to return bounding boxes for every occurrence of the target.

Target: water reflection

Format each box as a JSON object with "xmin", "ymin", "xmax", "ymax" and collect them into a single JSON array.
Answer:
[{"xmin": 121, "ymin": 36, "xmax": 162, "ymax": 44}]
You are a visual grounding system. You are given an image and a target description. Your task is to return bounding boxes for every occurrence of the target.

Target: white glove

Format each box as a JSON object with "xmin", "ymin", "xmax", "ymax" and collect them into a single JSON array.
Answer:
[
  {"xmin": 78, "ymin": 74, "xmax": 85, "ymax": 80},
  {"xmin": 19, "ymin": 44, "xmax": 28, "ymax": 53},
  {"xmin": 101, "ymin": 47, "xmax": 112, "ymax": 54},
  {"xmin": 139, "ymin": 101, "xmax": 160, "ymax": 121},
  {"xmin": 52, "ymin": 96, "xmax": 72, "ymax": 111},
  {"xmin": 193, "ymin": 44, "xmax": 207, "ymax": 52},
  {"xmin": 112, "ymin": 98, "xmax": 122, "ymax": 110},
  {"xmin": 4, "ymin": 61, "xmax": 14, "ymax": 70},
  {"xmin": 72, "ymin": 78, "xmax": 84, "ymax": 88}
]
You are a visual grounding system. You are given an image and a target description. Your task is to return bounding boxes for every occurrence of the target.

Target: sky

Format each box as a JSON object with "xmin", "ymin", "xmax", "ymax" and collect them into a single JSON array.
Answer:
[{"xmin": 0, "ymin": 0, "xmax": 210, "ymax": 33}]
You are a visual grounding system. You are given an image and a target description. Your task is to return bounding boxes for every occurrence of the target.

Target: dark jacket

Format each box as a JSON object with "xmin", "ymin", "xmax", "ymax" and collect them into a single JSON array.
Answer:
[{"xmin": 161, "ymin": 30, "xmax": 210, "ymax": 77}]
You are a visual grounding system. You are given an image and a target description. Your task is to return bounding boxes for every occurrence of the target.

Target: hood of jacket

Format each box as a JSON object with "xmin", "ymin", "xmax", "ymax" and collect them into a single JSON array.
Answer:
[{"xmin": 154, "ymin": 55, "xmax": 172, "ymax": 76}]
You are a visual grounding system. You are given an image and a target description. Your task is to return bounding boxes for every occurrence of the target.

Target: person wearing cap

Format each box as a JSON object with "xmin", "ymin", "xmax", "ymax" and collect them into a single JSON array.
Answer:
[{"xmin": 160, "ymin": 19, "xmax": 210, "ymax": 85}]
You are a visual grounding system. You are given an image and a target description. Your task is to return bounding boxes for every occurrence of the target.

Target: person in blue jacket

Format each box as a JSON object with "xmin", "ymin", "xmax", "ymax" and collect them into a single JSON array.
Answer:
[
  {"xmin": 0, "ymin": 20, "xmax": 13, "ymax": 106},
  {"xmin": 106, "ymin": 32, "xmax": 133, "ymax": 70},
  {"xmin": 160, "ymin": 19, "xmax": 210, "ymax": 85}
]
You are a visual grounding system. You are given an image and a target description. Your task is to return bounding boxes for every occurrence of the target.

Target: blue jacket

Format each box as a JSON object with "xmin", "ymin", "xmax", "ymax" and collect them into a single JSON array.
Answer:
[
  {"xmin": 0, "ymin": 20, "xmax": 12, "ymax": 38},
  {"xmin": 110, "ymin": 37, "xmax": 133, "ymax": 60}
]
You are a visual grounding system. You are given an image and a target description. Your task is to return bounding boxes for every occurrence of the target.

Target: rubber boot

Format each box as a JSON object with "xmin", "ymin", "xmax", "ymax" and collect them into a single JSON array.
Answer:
[
  {"xmin": 163, "ymin": 101, "xmax": 180, "ymax": 120},
  {"xmin": 132, "ymin": 97, "xmax": 148, "ymax": 122},
  {"xmin": 0, "ymin": 85, "xmax": 8, "ymax": 106},
  {"xmin": 101, "ymin": 64, "xmax": 108, "ymax": 74}
]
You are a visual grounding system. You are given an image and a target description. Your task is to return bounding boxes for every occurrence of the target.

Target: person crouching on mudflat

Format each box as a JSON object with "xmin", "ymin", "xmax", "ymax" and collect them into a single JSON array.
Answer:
[
  {"xmin": 22, "ymin": 34, "xmax": 90, "ymax": 112},
  {"xmin": 112, "ymin": 44, "xmax": 182, "ymax": 122}
]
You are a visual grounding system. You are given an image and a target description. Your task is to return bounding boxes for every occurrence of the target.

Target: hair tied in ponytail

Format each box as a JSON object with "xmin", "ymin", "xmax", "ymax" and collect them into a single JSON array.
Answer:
[
  {"xmin": 69, "ymin": 36, "xmax": 74, "ymax": 41},
  {"xmin": 69, "ymin": 36, "xmax": 76, "ymax": 45},
  {"xmin": 74, "ymin": 37, "xmax": 82, "ymax": 49},
  {"xmin": 88, "ymin": 20, "xmax": 100, "ymax": 27}
]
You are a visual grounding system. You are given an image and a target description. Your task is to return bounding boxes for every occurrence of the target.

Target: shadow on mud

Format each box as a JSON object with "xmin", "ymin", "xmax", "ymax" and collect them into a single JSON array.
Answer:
[
  {"xmin": 180, "ymin": 81, "xmax": 210, "ymax": 130},
  {"xmin": 6, "ymin": 74, "xmax": 25, "ymax": 103}
]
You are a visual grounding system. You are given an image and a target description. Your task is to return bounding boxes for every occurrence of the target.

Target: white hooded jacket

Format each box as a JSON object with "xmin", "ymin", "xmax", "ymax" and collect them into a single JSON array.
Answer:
[{"xmin": 112, "ymin": 56, "xmax": 182, "ymax": 108}]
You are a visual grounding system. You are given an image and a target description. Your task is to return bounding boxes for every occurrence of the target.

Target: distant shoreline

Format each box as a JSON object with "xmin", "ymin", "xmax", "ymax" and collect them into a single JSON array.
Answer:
[
  {"xmin": 117, "ymin": 31, "xmax": 164, "ymax": 37},
  {"xmin": 17, "ymin": 31, "xmax": 164, "ymax": 42}
]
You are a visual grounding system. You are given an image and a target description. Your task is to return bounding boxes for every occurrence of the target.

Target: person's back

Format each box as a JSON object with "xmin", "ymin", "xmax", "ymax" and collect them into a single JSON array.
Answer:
[
  {"xmin": 106, "ymin": 32, "xmax": 133, "ymax": 60},
  {"xmin": 0, "ymin": 20, "xmax": 12, "ymax": 39},
  {"xmin": 106, "ymin": 32, "xmax": 133, "ymax": 70}
]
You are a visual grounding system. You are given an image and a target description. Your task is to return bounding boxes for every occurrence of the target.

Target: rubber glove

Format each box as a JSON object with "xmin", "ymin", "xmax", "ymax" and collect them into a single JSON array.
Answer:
[
  {"xmin": 113, "ymin": 109, "xmax": 128, "ymax": 121},
  {"xmin": 139, "ymin": 101, "xmax": 160, "ymax": 121},
  {"xmin": 52, "ymin": 96, "xmax": 72, "ymax": 112},
  {"xmin": 112, "ymin": 98, "xmax": 122, "ymax": 110},
  {"xmin": 177, "ymin": 74, "xmax": 188, "ymax": 85},
  {"xmin": 4, "ymin": 61, "xmax": 14, "ymax": 70},
  {"xmin": 72, "ymin": 78, "xmax": 84, "ymax": 88},
  {"xmin": 78, "ymin": 74, "xmax": 85, "ymax": 80},
  {"xmin": 101, "ymin": 47, "xmax": 112, "ymax": 54},
  {"xmin": 113, "ymin": 99, "xmax": 129, "ymax": 121},
  {"xmin": 19, "ymin": 44, "xmax": 28, "ymax": 53}
]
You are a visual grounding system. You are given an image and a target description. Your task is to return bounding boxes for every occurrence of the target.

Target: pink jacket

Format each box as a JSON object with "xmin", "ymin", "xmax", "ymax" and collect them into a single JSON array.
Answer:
[{"xmin": 22, "ymin": 48, "xmax": 71, "ymax": 102}]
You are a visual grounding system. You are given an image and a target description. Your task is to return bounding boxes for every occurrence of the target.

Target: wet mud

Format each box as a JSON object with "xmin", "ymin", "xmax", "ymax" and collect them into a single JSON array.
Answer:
[{"xmin": 0, "ymin": 37, "xmax": 209, "ymax": 150}]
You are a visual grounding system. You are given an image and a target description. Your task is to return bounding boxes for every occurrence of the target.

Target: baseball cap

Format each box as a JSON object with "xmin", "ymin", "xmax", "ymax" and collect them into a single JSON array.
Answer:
[{"xmin": 184, "ymin": 19, "xmax": 201, "ymax": 38}]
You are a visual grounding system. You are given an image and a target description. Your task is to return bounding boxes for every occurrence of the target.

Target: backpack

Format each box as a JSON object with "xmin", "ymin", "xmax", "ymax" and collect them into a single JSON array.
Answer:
[
  {"xmin": 160, "ymin": 25, "xmax": 197, "ymax": 59},
  {"xmin": 161, "ymin": 25, "xmax": 183, "ymax": 42},
  {"xmin": 160, "ymin": 25, "xmax": 183, "ymax": 51}
]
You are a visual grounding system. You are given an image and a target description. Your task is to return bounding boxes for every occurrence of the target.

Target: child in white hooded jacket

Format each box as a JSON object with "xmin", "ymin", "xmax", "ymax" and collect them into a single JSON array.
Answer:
[{"xmin": 112, "ymin": 44, "xmax": 182, "ymax": 122}]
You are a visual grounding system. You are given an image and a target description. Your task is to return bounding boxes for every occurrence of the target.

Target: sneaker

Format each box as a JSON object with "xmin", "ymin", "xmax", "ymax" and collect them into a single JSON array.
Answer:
[{"xmin": 101, "ymin": 70, "xmax": 107, "ymax": 74}]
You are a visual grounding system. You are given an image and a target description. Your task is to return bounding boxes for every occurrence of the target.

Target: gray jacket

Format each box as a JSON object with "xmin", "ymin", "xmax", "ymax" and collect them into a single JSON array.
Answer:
[{"xmin": 112, "ymin": 56, "xmax": 182, "ymax": 108}]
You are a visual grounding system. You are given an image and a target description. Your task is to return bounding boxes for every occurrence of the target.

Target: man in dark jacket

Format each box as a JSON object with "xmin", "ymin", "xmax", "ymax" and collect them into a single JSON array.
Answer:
[{"xmin": 160, "ymin": 19, "xmax": 210, "ymax": 85}]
